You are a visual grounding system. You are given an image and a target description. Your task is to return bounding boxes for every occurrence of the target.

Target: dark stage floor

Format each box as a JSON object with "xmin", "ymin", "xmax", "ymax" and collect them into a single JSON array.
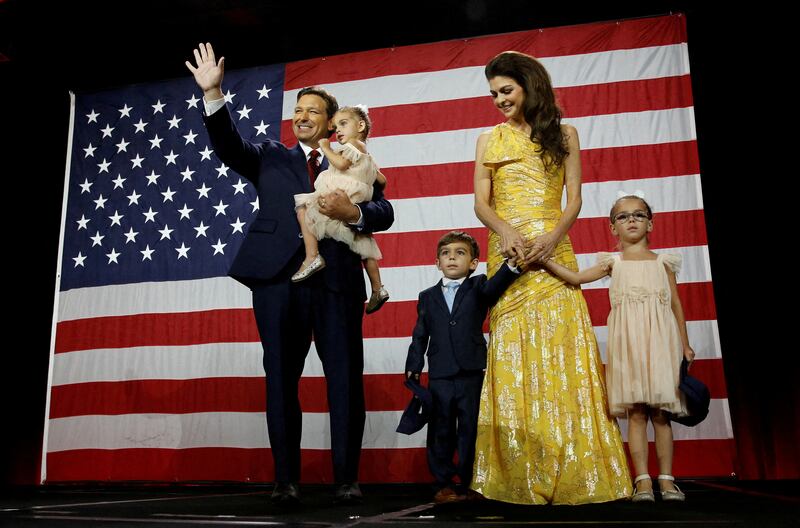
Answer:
[{"xmin": 1, "ymin": 481, "xmax": 798, "ymax": 527}]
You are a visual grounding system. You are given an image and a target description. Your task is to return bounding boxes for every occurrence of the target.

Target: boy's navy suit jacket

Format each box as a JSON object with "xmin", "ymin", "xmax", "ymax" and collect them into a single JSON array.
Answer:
[{"xmin": 405, "ymin": 264, "xmax": 518, "ymax": 379}]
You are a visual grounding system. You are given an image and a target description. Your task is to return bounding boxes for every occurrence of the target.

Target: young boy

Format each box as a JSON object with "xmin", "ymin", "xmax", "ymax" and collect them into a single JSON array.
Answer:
[{"xmin": 405, "ymin": 231, "xmax": 519, "ymax": 502}]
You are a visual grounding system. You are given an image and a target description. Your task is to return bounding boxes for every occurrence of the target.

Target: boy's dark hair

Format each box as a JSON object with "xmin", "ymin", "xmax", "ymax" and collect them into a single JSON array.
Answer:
[
  {"xmin": 437, "ymin": 230, "xmax": 480, "ymax": 260},
  {"xmin": 297, "ymin": 86, "xmax": 339, "ymax": 120}
]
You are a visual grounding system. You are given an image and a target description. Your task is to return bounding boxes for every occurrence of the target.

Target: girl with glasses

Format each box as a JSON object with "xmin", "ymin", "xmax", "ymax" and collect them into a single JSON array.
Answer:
[{"xmin": 544, "ymin": 195, "xmax": 696, "ymax": 503}]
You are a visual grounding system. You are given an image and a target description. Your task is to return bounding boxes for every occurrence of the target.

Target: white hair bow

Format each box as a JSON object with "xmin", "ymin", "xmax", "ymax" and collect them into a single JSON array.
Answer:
[
  {"xmin": 354, "ymin": 103, "xmax": 369, "ymax": 115},
  {"xmin": 616, "ymin": 189, "xmax": 645, "ymax": 199}
]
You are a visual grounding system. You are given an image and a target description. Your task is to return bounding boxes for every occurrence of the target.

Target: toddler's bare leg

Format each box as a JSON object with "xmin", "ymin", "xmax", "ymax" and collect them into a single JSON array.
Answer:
[
  {"xmin": 297, "ymin": 207, "xmax": 319, "ymax": 270},
  {"xmin": 364, "ymin": 257, "xmax": 383, "ymax": 292}
]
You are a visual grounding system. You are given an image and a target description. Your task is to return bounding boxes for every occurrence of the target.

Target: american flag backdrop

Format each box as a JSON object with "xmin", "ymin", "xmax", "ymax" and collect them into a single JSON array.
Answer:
[{"xmin": 44, "ymin": 14, "xmax": 735, "ymax": 483}]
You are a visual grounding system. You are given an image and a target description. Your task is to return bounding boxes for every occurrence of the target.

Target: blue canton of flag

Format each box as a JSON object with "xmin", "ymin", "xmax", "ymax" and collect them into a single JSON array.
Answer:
[{"xmin": 61, "ymin": 64, "xmax": 285, "ymax": 291}]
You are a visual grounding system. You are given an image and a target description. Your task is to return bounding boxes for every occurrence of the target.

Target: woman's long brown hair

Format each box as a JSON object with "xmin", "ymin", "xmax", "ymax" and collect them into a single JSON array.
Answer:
[{"xmin": 485, "ymin": 51, "xmax": 569, "ymax": 169}]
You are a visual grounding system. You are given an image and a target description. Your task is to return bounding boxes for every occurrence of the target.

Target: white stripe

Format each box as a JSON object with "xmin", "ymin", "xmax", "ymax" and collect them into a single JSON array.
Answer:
[
  {"xmin": 53, "ymin": 321, "xmax": 720, "ymax": 385},
  {"xmin": 547, "ymin": 43, "xmax": 690, "ymax": 91},
  {"xmin": 51, "ymin": 338, "xmax": 417, "ymax": 385},
  {"xmin": 282, "ymin": 44, "xmax": 690, "ymax": 117},
  {"xmin": 52, "ymin": 343, "xmax": 265, "ymax": 386},
  {"xmin": 366, "ymin": 108, "xmax": 696, "ymax": 168},
  {"xmin": 388, "ymin": 174, "xmax": 702, "ymax": 234},
  {"xmin": 46, "ymin": 412, "xmax": 269, "ymax": 451},
  {"xmin": 52, "ymin": 338, "xmax": 409, "ymax": 385},
  {"xmin": 58, "ymin": 276, "xmax": 252, "ymax": 322},
  {"xmin": 576, "ymin": 174, "xmax": 704, "ymax": 219},
  {"xmin": 387, "ymin": 194, "xmax": 483, "ymax": 233},
  {"xmin": 47, "ymin": 398, "xmax": 729, "ymax": 453},
  {"xmin": 566, "ymin": 107, "xmax": 696, "ymax": 151},
  {"xmin": 44, "ymin": 92, "xmax": 80, "ymax": 483},
  {"xmin": 46, "ymin": 411, "xmax": 419, "ymax": 452}
]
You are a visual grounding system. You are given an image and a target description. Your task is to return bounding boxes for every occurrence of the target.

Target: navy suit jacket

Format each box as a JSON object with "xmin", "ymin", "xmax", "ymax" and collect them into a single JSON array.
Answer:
[
  {"xmin": 405, "ymin": 264, "xmax": 519, "ymax": 379},
  {"xmin": 203, "ymin": 107, "xmax": 394, "ymax": 298}
]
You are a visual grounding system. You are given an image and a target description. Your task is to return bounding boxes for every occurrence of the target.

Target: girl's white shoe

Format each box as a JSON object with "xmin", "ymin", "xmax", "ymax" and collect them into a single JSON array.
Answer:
[
  {"xmin": 291, "ymin": 254, "xmax": 326, "ymax": 282},
  {"xmin": 658, "ymin": 474, "xmax": 686, "ymax": 501},
  {"xmin": 365, "ymin": 286, "xmax": 389, "ymax": 314},
  {"xmin": 631, "ymin": 474, "xmax": 655, "ymax": 503}
]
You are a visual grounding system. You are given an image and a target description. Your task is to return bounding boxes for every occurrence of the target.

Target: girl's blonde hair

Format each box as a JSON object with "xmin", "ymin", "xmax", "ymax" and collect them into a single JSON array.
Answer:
[{"xmin": 337, "ymin": 105, "xmax": 372, "ymax": 140}]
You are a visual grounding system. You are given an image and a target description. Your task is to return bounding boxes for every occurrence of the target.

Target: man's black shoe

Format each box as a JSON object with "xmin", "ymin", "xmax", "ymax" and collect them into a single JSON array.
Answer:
[
  {"xmin": 334, "ymin": 482, "xmax": 363, "ymax": 504},
  {"xmin": 271, "ymin": 482, "xmax": 300, "ymax": 504}
]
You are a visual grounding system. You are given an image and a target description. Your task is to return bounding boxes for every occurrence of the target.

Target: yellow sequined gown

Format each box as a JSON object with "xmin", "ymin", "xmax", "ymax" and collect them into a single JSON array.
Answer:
[{"xmin": 471, "ymin": 124, "xmax": 632, "ymax": 505}]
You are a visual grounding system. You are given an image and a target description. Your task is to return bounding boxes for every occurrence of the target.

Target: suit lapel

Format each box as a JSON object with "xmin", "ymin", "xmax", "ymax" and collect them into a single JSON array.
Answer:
[
  {"xmin": 293, "ymin": 143, "xmax": 330, "ymax": 192},
  {"xmin": 292, "ymin": 143, "xmax": 312, "ymax": 192},
  {"xmin": 450, "ymin": 277, "xmax": 472, "ymax": 315},
  {"xmin": 432, "ymin": 279, "xmax": 449, "ymax": 314}
]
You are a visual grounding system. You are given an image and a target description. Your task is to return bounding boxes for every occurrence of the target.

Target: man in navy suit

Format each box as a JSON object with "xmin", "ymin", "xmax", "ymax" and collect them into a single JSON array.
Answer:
[
  {"xmin": 405, "ymin": 231, "xmax": 519, "ymax": 502},
  {"xmin": 187, "ymin": 43, "xmax": 393, "ymax": 503}
]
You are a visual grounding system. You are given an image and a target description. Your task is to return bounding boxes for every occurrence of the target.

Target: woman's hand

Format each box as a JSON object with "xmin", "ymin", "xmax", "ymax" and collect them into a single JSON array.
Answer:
[
  {"xmin": 525, "ymin": 231, "xmax": 559, "ymax": 265},
  {"xmin": 498, "ymin": 224, "xmax": 526, "ymax": 261}
]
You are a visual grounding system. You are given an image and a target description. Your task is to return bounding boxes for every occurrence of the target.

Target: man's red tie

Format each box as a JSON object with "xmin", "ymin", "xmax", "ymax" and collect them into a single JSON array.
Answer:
[{"xmin": 307, "ymin": 150, "xmax": 321, "ymax": 186}]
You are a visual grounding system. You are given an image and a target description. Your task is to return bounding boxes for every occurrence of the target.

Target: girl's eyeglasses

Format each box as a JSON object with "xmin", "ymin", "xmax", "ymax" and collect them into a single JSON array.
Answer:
[{"xmin": 613, "ymin": 211, "xmax": 650, "ymax": 223}]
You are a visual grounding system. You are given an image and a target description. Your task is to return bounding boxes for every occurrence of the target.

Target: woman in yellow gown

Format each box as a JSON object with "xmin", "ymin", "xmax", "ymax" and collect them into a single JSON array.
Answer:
[{"xmin": 471, "ymin": 51, "xmax": 632, "ymax": 505}]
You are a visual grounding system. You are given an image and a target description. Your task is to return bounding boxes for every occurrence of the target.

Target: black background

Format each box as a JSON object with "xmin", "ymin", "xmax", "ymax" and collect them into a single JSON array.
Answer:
[{"xmin": 1, "ymin": 0, "xmax": 796, "ymax": 485}]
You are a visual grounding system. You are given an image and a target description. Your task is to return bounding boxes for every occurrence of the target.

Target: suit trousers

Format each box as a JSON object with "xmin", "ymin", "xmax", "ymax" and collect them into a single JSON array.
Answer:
[
  {"xmin": 427, "ymin": 370, "xmax": 484, "ymax": 488},
  {"xmin": 250, "ymin": 259, "xmax": 366, "ymax": 484}
]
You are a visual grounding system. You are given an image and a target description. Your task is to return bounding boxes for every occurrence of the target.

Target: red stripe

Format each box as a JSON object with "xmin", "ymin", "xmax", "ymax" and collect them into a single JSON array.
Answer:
[
  {"xmin": 281, "ymin": 75, "xmax": 694, "ymax": 141},
  {"xmin": 277, "ymin": 132, "xmax": 699, "ymax": 197},
  {"xmin": 284, "ymin": 15, "xmax": 686, "ymax": 87},
  {"xmin": 366, "ymin": 282, "xmax": 717, "ymax": 339},
  {"xmin": 645, "ymin": 438, "xmax": 737, "ymax": 478},
  {"xmin": 559, "ymin": 75, "xmax": 694, "ymax": 119},
  {"xmin": 381, "ymin": 161, "xmax": 474, "ymax": 200},
  {"xmin": 373, "ymin": 141, "xmax": 700, "ymax": 200},
  {"xmin": 49, "ymin": 378, "xmax": 267, "ymax": 418},
  {"xmin": 55, "ymin": 283, "xmax": 716, "ymax": 351},
  {"xmin": 374, "ymin": 211, "xmax": 708, "ymax": 267},
  {"xmin": 45, "ymin": 447, "xmax": 429, "ymax": 483},
  {"xmin": 44, "ymin": 438, "xmax": 734, "ymax": 483},
  {"xmin": 49, "ymin": 363, "xmax": 724, "ymax": 418},
  {"xmin": 581, "ymin": 140, "xmax": 701, "ymax": 184},
  {"xmin": 49, "ymin": 373, "xmax": 429, "ymax": 418},
  {"xmin": 54, "ymin": 309, "xmax": 259, "ymax": 353}
]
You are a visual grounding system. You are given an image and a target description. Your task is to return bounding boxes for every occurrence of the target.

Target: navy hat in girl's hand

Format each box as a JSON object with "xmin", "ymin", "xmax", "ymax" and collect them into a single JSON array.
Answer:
[
  {"xmin": 396, "ymin": 379, "xmax": 433, "ymax": 435},
  {"xmin": 671, "ymin": 358, "xmax": 711, "ymax": 427}
]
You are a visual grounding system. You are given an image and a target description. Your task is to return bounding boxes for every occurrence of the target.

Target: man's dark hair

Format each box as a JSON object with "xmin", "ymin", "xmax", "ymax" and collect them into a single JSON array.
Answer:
[{"xmin": 297, "ymin": 86, "xmax": 339, "ymax": 120}]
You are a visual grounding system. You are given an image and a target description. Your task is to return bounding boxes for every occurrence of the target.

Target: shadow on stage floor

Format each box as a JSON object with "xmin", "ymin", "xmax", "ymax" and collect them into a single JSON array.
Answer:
[{"xmin": 1, "ymin": 480, "xmax": 798, "ymax": 527}]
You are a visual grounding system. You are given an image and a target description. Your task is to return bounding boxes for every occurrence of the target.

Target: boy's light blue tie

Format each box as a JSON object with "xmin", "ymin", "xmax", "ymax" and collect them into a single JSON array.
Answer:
[{"xmin": 444, "ymin": 282, "xmax": 460, "ymax": 313}]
